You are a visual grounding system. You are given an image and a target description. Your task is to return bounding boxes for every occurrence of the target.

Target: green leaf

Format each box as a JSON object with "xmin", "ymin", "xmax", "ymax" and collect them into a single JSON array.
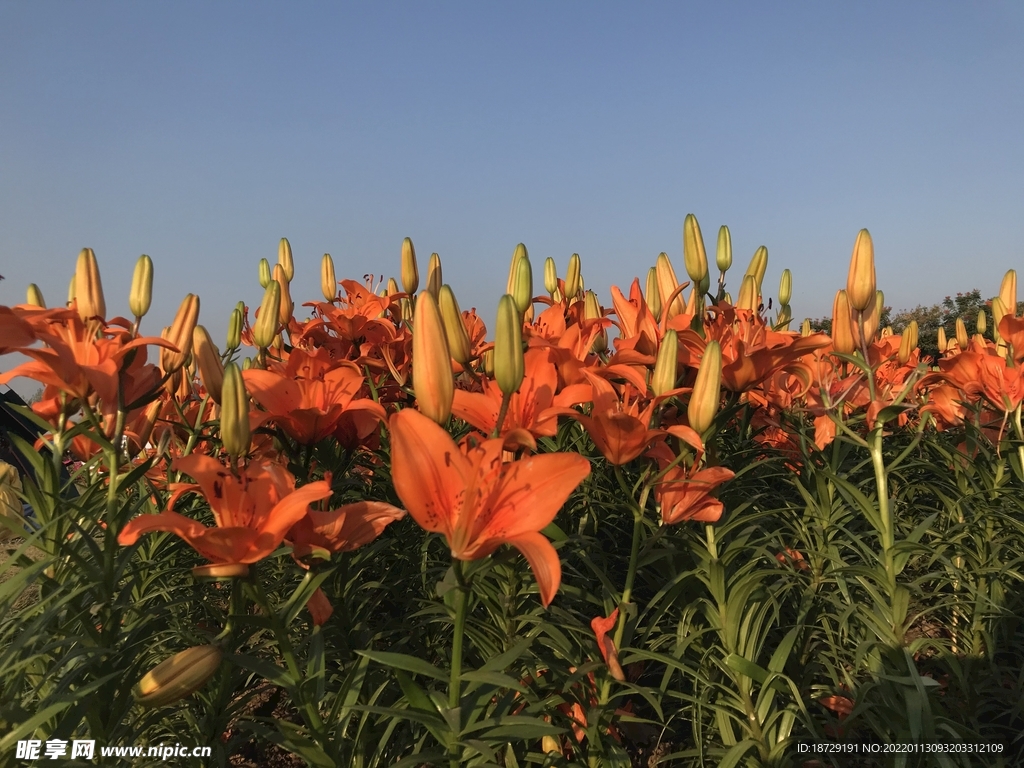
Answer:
[
  {"xmin": 725, "ymin": 653, "xmax": 770, "ymax": 684},
  {"xmin": 357, "ymin": 650, "xmax": 448, "ymax": 681}
]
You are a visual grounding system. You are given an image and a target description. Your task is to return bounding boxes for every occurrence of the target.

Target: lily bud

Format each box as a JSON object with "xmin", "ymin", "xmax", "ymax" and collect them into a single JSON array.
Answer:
[
  {"xmin": 881, "ymin": 326, "xmax": 893, "ymax": 338},
  {"xmin": 801, "ymin": 318, "xmax": 812, "ymax": 337},
  {"xmin": 898, "ymin": 320, "xmax": 918, "ymax": 364},
  {"xmin": 321, "ymin": 253, "xmax": 337, "ymax": 302},
  {"xmin": 135, "ymin": 399, "xmax": 163, "ymax": 451},
  {"xmin": 401, "ymin": 237, "xmax": 419, "ymax": 295},
  {"xmin": 481, "ymin": 348, "xmax": 495, "ymax": 377},
  {"xmin": 425, "ymin": 253, "xmax": 443, "ymax": 299},
  {"xmin": 656, "ymin": 252, "xmax": 686, "ymax": 317},
  {"xmin": 221, "ymin": 363, "xmax": 251, "ymax": 457},
  {"xmin": 226, "ymin": 308, "xmax": 243, "ymax": 351},
  {"xmin": 688, "ymin": 340, "xmax": 722, "ymax": 435},
  {"xmin": 387, "ymin": 277, "xmax": 399, "ymax": 297},
  {"xmin": 778, "ymin": 269, "xmax": 792, "ymax": 307},
  {"xmin": 831, "ymin": 290, "xmax": 855, "ymax": 355},
  {"xmin": 776, "ymin": 304, "xmax": 792, "ymax": 330},
  {"xmin": 723, "ymin": 292, "xmax": 732, "ymax": 305},
  {"xmin": 134, "ymin": 645, "xmax": 223, "ymax": 708},
  {"xmin": 160, "ymin": 294, "xmax": 200, "ymax": 375},
  {"xmin": 645, "ymin": 266, "xmax": 662, "ymax": 319},
  {"xmin": 651, "ymin": 329, "xmax": 678, "ymax": 396},
  {"xmin": 277, "ymin": 237, "xmax": 294, "ymax": 283},
  {"xmin": 682, "ymin": 213, "xmax": 709, "ymax": 286},
  {"xmin": 744, "ymin": 246, "xmax": 768, "ymax": 294},
  {"xmin": 855, "ymin": 290, "xmax": 882, "ymax": 347},
  {"xmin": 273, "ymin": 265, "xmax": 293, "ymax": 325},
  {"xmin": 411, "ymin": 291, "xmax": 454, "ymax": 424},
  {"xmin": 716, "ymin": 225, "xmax": 732, "ymax": 273},
  {"xmin": 192, "ymin": 325, "xmax": 224, "ymax": 404},
  {"xmin": 253, "ymin": 281, "xmax": 281, "ymax": 349},
  {"xmin": 129, "ymin": 255, "xmax": 154, "ymax": 319},
  {"xmin": 955, "ymin": 317, "xmax": 968, "ymax": 350},
  {"xmin": 584, "ymin": 290, "xmax": 607, "ymax": 353},
  {"xmin": 991, "ymin": 296, "xmax": 1007, "ymax": 343},
  {"xmin": 937, "ymin": 326, "xmax": 948, "ymax": 354},
  {"xmin": 977, "ymin": 309, "xmax": 987, "ymax": 335},
  {"xmin": 438, "ymin": 285, "xmax": 472, "ymax": 365},
  {"xmin": 846, "ymin": 229, "xmax": 875, "ymax": 312},
  {"xmin": 736, "ymin": 275, "xmax": 758, "ymax": 312},
  {"xmin": 512, "ymin": 252, "xmax": 533, "ymax": 315},
  {"xmin": 565, "ymin": 253, "xmax": 582, "ymax": 299},
  {"xmin": 506, "ymin": 243, "xmax": 527, "ymax": 295},
  {"xmin": 494, "ymin": 294, "xmax": 525, "ymax": 396},
  {"xmin": 543, "ymin": 257, "xmax": 558, "ymax": 296},
  {"xmin": 242, "ymin": 357, "xmax": 253, "ymax": 371},
  {"xmin": 75, "ymin": 247, "xmax": 106, "ymax": 322},
  {"xmin": 258, "ymin": 258, "xmax": 272, "ymax": 289},
  {"xmin": 26, "ymin": 284, "xmax": 45, "ymax": 308},
  {"xmin": 999, "ymin": 270, "xmax": 1017, "ymax": 318},
  {"xmin": 67, "ymin": 275, "xmax": 76, "ymax": 305}
]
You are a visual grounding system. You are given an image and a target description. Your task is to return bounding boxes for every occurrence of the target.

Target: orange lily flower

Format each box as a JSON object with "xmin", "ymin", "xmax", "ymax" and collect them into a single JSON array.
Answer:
[
  {"xmin": 389, "ymin": 408, "xmax": 590, "ymax": 606},
  {"xmin": 118, "ymin": 454, "xmax": 332, "ymax": 565},
  {"xmin": 655, "ymin": 463, "xmax": 734, "ymax": 524},
  {"xmin": 591, "ymin": 608, "xmax": 625, "ymax": 681},
  {"xmin": 287, "ymin": 500, "xmax": 406, "ymax": 561},
  {"xmin": 243, "ymin": 346, "xmax": 386, "ymax": 445},
  {"xmin": 610, "ymin": 278, "xmax": 660, "ymax": 357},
  {"xmin": 677, "ymin": 305, "xmax": 830, "ymax": 393},
  {"xmin": 567, "ymin": 377, "xmax": 664, "ymax": 465},
  {"xmin": 452, "ymin": 348, "xmax": 590, "ymax": 440}
]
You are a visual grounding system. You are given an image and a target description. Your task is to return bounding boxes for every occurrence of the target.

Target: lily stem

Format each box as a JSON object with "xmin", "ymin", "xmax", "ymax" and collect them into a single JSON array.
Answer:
[
  {"xmin": 493, "ymin": 392, "xmax": 512, "ymax": 438},
  {"xmin": 448, "ymin": 559, "xmax": 469, "ymax": 767}
]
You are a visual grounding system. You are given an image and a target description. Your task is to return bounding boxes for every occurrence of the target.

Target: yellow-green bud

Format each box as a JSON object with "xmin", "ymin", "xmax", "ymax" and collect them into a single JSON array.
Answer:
[
  {"xmin": 221, "ymin": 363, "xmax": 251, "ymax": 457},
  {"xmin": 226, "ymin": 308, "xmax": 242, "ymax": 351},
  {"xmin": 401, "ymin": 237, "xmax": 419, "ymax": 295},
  {"xmin": 682, "ymin": 213, "xmax": 709, "ymax": 286},
  {"xmin": 565, "ymin": 253, "xmax": 582, "ymax": 299},
  {"xmin": 651, "ymin": 329, "xmax": 678, "ymax": 396},
  {"xmin": 543, "ymin": 257, "xmax": 558, "ymax": 296},
  {"xmin": 645, "ymin": 266, "xmax": 661, "ymax": 319},
  {"xmin": 898, "ymin": 320, "xmax": 918, "ymax": 364},
  {"xmin": 494, "ymin": 294, "xmax": 524, "ymax": 396},
  {"xmin": 321, "ymin": 253, "xmax": 337, "ymax": 302},
  {"xmin": 67, "ymin": 275, "xmax": 76, "ymax": 305},
  {"xmin": 999, "ymin": 269, "xmax": 1017, "ymax": 318},
  {"xmin": 688, "ymin": 340, "xmax": 722, "ymax": 435},
  {"xmin": 134, "ymin": 645, "xmax": 223, "ymax": 708},
  {"xmin": 716, "ymin": 225, "xmax": 732, "ymax": 273},
  {"xmin": 75, "ymin": 247, "xmax": 106, "ymax": 322},
  {"xmin": 277, "ymin": 237, "xmax": 294, "ymax": 283},
  {"xmin": 258, "ymin": 258, "xmax": 272, "ymax": 289},
  {"xmin": 26, "ymin": 284, "xmax": 45, "ymax": 308},
  {"xmin": 438, "ymin": 285, "xmax": 472, "ymax": 365},
  {"xmin": 425, "ymin": 252, "xmax": 443, "ymax": 299},
  {"xmin": 977, "ymin": 309, "xmax": 987, "ymax": 335},
  {"xmin": 129, "ymin": 255, "xmax": 154, "ymax": 319},
  {"xmin": 937, "ymin": 326, "xmax": 948, "ymax": 353},
  {"xmin": 656, "ymin": 252, "xmax": 685, "ymax": 317},
  {"xmin": 801, "ymin": 318, "xmax": 812, "ymax": 337},
  {"xmin": 723, "ymin": 292, "xmax": 732, "ymax": 305},
  {"xmin": 736, "ymin": 275, "xmax": 758, "ymax": 312},
  {"xmin": 744, "ymin": 246, "xmax": 768, "ymax": 294},
  {"xmin": 955, "ymin": 317, "xmax": 968, "ymax": 349},
  {"xmin": 506, "ymin": 243, "xmax": 527, "ymax": 295},
  {"xmin": 253, "ymin": 281, "xmax": 281, "ymax": 349},
  {"xmin": 512, "ymin": 252, "xmax": 533, "ymax": 314},
  {"xmin": 584, "ymin": 290, "xmax": 607, "ymax": 353},
  {"xmin": 778, "ymin": 269, "xmax": 792, "ymax": 307}
]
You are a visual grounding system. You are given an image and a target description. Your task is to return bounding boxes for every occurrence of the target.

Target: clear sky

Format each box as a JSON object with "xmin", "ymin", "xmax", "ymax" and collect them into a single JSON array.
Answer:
[{"xmin": 2, "ymin": 1, "xmax": 1023, "ymax": 392}]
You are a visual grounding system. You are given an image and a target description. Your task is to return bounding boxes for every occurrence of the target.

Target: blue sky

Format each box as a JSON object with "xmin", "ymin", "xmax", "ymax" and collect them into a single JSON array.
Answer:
[{"xmin": 2, "ymin": 1, "xmax": 1023, "ymax": 391}]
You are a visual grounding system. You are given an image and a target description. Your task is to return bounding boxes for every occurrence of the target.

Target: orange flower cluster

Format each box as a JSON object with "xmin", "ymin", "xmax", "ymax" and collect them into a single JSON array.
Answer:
[{"xmin": 2, "ymin": 228, "xmax": 1020, "ymax": 611}]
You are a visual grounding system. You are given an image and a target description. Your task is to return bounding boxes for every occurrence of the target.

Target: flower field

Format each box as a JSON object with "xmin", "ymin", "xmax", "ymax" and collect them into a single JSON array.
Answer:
[{"xmin": 1, "ymin": 218, "xmax": 1023, "ymax": 767}]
